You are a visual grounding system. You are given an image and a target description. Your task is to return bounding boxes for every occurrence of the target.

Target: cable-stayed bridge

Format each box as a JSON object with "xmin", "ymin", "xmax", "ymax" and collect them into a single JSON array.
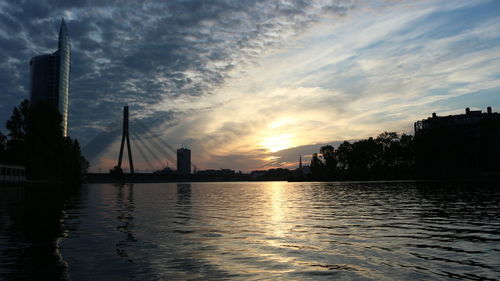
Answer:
[{"xmin": 83, "ymin": 106, "xmax": 195, "ymax": 175}]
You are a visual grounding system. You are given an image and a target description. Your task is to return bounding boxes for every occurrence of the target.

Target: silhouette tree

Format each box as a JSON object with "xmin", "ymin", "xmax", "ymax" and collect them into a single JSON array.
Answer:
[
  {"xmin": 349, "ymin": 137, "xmax": 381, "ymax": 179},
  {"xmin": 320, "ymin": 145, "xmax": 337, "ymax": 179},
  {"xmin": 3, "ymin": 99, "xmax": 88, "ymax": 182},
  {"xmin": 396, "ymin": 133, "xmax": 415, "ymax": 178},
  {"xmin": 375, "ymin": 132, "xmax": 399, "ymax": 178},
  {"xmin": 5, "ymin": 99, "xmax": 31, "ymax": 165},
  {"xmin": 313, "ymin": 132, "xmax": 416, "ymax": 180},
  {"xmin": 110, "ymin": 165, "xmax": 124, "ymax": 176},
  {"xmin": 310, "ymin": 153, "xmax": 324, "ymax": 179},
  {"xmin": 336, "ymin": 141, "xmax": 352, "ymax": 179},
  {"xmin": 0, "ymin": 130, "xmax": 6, "ymax": 162}
]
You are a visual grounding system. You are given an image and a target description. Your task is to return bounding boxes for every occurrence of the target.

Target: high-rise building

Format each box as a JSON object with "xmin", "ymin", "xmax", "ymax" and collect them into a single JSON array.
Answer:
[
  {"xmin": 177, "ymin": 147, "xmax": 191, "ymax": 175},
  {"xmin": 30, "ymin": 19, "xmax": 71, "ymax": 136}
]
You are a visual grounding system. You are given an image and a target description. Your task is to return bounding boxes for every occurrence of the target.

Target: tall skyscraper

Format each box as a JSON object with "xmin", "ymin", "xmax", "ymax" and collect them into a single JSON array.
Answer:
[
  {"xmin": 177, "ymin": 147, "xmax": 191, "ymax": 175},
  {"xmin": 30, "ymin": 19, "xmax": 71, "ymax": 136}
]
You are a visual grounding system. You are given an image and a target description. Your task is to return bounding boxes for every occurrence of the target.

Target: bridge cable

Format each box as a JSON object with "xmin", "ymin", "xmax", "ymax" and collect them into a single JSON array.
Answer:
[
  {"xmin": 133, "ymin": 120, "xmax": 197, "ymax": 169},
  {"xmin": 135, "ymin": 120, "xmax": 178, "ymax": 155},
  {"xmin": 130, "ymin": 122, "xmax": 176, "ymax": 165},
  {"xmin": 129, "ymin": 132, "xmax": 156, "ymax": 172},
  {"xmin": 130, "ymin": 129, "xmax": 166, "ymax": 170},
  {"xmin": 130, "ymin": 125, "xmax": 175, "ymax": 166}
]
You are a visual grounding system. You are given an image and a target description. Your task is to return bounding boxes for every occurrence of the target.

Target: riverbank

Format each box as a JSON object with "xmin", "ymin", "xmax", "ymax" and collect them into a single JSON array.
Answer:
[{"xmin": 83, "ymin": 173, "xmax": 500, "ymax": 184}]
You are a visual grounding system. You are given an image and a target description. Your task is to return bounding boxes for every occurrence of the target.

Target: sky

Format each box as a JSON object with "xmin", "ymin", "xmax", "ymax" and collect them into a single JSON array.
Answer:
[{"xmin": 0, "ymin": 0, "xmax": 499, "ymax": 172}]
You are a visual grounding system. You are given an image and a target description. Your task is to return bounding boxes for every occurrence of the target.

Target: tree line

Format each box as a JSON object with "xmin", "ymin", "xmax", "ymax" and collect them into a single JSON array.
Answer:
[
  {"xmin": 0, "ymin": 99, "xmax": 89, "ymax": 183},
  {"xmin": 305, "ymin": 132, "xmax": 415, "ymax": 180}
]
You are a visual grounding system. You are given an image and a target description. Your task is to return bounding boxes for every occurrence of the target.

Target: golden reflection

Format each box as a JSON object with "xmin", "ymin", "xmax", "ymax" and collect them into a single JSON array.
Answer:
[
  {"xmin": 268, "ymin": 182, "xmax": 287, "ymax": 241},
  {"xmin": 269, "ymin": 181, "xmax": 285, "ymax": 229},
  {"xmin": 265, "ymin": 181, "xmax": 298, "ymax": 265}
]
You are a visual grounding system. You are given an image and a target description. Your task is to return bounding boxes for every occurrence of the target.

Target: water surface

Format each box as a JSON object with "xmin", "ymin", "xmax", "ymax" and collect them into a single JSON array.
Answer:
[{"xmin": 1, "ymin": 182, "xmax": 499, "ymax": 280}]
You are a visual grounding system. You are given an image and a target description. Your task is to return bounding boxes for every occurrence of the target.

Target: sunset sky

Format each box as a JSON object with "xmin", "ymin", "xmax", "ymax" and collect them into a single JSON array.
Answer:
[{"xmin": 0, "ymin": 0, "xmax": 499, "ymax": 172}]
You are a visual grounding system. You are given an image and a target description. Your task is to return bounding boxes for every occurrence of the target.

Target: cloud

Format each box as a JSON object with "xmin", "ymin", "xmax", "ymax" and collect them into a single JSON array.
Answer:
[
  {"xmin": 175, "ymin": 0, "xmax": 500, "ymax": 171},
  {"xmin": 0, "ymin": 0, "xmax": 355, "ymax": 163},
  {"xmin": 0, "ymin": 0, "xmax": 499, "ymax": 171}
]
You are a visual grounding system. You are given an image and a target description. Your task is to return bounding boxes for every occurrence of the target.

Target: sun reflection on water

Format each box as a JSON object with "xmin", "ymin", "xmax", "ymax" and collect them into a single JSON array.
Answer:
[
  {"xmin": 47, "ymin": 182, "xmax": 500, "ymax": 280},
  {"xmin": 269, "ymin": 181, "xmax": 285, "ymax": 235}
]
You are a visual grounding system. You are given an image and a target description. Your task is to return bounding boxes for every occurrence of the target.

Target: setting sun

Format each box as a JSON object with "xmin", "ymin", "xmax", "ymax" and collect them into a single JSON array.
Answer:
[
  {"xmin": 1, "ymin": 1, "xmax": 499, "ymax": 280},
  {"xmin": 260, "ymin": 134, "xmax": 294, "ymax": 153}
]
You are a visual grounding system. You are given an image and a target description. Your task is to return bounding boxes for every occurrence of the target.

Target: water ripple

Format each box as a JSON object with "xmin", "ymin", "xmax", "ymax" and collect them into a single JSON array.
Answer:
[{"xmin": 1, "ymin": 181, "xmax": 499, "ymax": 280}]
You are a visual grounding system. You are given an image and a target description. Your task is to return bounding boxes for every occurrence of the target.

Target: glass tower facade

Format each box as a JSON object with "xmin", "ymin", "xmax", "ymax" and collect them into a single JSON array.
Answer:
[
  {"xmin": 30, "ymin": 19, "xmax": 71, "ymax": 136},
  {"xmin": 57, "ymin": 19, "xmax": 71, "ymax": 136}
]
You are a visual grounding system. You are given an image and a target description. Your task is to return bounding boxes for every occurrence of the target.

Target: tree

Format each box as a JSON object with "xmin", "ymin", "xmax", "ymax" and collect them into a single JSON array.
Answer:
[
  {"xmin": 310, "ymin": 153, "xmax": 324, "ymax": 179},
  {"xmin": 320, "ymin": 145, "xmax": 337, "ymax": 178},
  {"xmin": 398, "ymin": 133, "xmax": 415, "ymax": 177},
  {"xmin": 330, "ymin": 132, "xmax": 416, "ymax": 180},
  {"xmin": 6, "ymin": 99, "xmax": 30, "ymax": 142},
  {"xmin": 3, "ymin": 99, "xmax": 88, "ymax": 182},
  {"xmin": 110, "ymin": 165, "xmax": 123, "ymax": 176},
  {"xmin": 376, "ymin": 131, "xmax": 399, "ymax": 149},
  {"xmin": 348, "ymin": 137, "xmax": 381, "ymax": 179},
  {"xmin": 336, "ymin": 141, "xmax": 352, "ymax": 176},
  {"xmin": 0, "ymin": 130, "xmax": 6, "ymax": 162},
  {"xmin": 375, "ymin": 132, "xmax": 399, "ymax": 177},
  {"xmin": 5, "ymin": 99, "xmax": 31, "ymax": 165}
]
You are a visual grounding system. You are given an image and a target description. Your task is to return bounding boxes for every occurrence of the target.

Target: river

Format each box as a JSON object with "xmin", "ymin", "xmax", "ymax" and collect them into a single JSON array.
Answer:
[{"xmin": 1, "ymin": 181, "xmax": 499, "ymax": 280}]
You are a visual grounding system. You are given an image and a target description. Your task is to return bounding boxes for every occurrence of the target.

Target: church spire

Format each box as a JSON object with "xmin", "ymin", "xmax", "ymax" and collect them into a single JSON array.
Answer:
[{"xmin": 299, "ymin": 154, "xmax": 303, "ymax": 169}]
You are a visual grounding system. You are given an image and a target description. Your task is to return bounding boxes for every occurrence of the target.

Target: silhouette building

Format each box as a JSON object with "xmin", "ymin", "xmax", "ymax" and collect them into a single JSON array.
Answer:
[
  {"xmin": 414, "ymin": 107, "xmax": 500, "ymax": 178},
  {"xmin": 30, "ymin": 19, "xmax": 71, "ymax": 136},
  {"xmin": 196, "ymin": 169, "xmax": 235, "ymax": 177},
  {"xmin": 177, "ymin": 147, "xmax": 191, "ymax": 175}
]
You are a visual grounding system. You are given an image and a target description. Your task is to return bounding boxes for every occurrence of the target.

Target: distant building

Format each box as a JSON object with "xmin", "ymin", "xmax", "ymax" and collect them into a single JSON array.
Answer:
[
  {"xmin": 414, "ymin": 107, "xmax": 500, "ymax": 178},
  {"xmin": 177, "ymin": 147, "xmax": 191, "ymax": 175},
  {"xmin": 250, "ymin": 168, "xmax": 293, "ymax": 179},
  {"xmin": 153, "ymin": 166, "xmax": 175, "ymax": 175},
  {"xmin": 295, "ymin": 155, "xmax": 311, "ymax": 176},
  {"xmin": 250, "ymin": 170, "xmax": 266, "ymax": 178},
  {"xmin": 0, "ymin": 163, "xmax": 26, "ymax": 183},
  {"xmin": 196, "ymin": 169, "xmax": 235, "ymax": 177},
  {"xmin": 30, "ymin": 19, "xmax": 71, "ymax": 136},
  {"xmin": 301, "ymin": 165, "xmax": 311, "ymax": 176}
]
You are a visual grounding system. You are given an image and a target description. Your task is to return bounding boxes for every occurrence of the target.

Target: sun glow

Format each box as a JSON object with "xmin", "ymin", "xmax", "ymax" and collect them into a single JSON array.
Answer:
[
  {"xmin": 260, "ymin": 134, "xmax": 294, "ymax": 153},
  {"xmin": 268, "ymin": 118, "xmax": 294, "ymax": 129}
]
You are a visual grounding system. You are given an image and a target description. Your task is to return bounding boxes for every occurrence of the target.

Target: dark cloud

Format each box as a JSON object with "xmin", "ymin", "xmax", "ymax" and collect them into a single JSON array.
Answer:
[
  {"xmin": 0, "ymin": 0, "xmax": 355, "ymax": 164},
  {"xmin": 0, "ymin": 12, "xmax": 22, "ymax": 33},
  {"xmin": 271, "ymin": 141, "xmax": 345, "ymax": 166}
]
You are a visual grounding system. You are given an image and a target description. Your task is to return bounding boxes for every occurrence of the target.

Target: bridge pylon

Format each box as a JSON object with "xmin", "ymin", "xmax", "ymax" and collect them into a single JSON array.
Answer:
[{"xmin": 117, "ymin": 106, "xmax": 134, "ymax": 174}]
